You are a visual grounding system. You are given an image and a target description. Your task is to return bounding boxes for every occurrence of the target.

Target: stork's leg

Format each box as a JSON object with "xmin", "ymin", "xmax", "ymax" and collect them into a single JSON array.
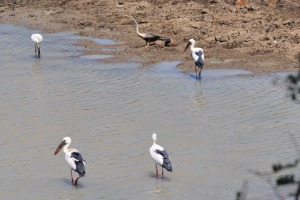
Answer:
[
  {"xmin": 37, "ymin": 47, "xmax": 41, "ymax": 58},
  {"xmin": 70, "ymin": 169, "xmax": 74, "ymax": 184},
  {"xmin": 145, "ymin": 41, "xmax": 149, "ymax": 48},
  {"xmin": 195, "ymin": 64, "xmax": 198, "ymax": 79},
  {"xmin": 198, "ymin": 65, "xmax": 204, "ymax": 78},
  {"xmin": 162, "ymin": 167, "xmax": 164, "ymax": 178},
  {"xmin": 74, "ymin": 176, "xmax": 81, "ymax": 186},
  {"xmin": 155, "ymin": 165, "xmax": 158, "ymax": 178},
  {"xmin": 198, "ymin": 68, "xmax": 202, "ymax": 78}
]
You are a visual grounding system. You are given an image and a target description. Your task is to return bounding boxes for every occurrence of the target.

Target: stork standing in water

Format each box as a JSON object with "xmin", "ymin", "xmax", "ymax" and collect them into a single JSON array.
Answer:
[
  {"xmin": 149, "ymin": 133, "xmax": 172, "ymax": 178},
  {"xmin": 126, "ymin": 15, "xmax": 175, "ymax": 48},
  {"xmin": 54, "ymin": 137, "xmax": 86, "ymax": 186},
  {"xmin": 31, "ymin": 33, "xmax": 43, "ymax": 58},
  {"xmin": 184, "ymin": 39, "xmax": 205, "ymax": 79}
]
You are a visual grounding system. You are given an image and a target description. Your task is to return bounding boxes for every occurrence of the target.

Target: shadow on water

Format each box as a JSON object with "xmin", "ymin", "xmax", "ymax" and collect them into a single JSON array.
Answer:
[
  {"xmin": 187, "ymin": 69, "xmax": 254, "ymax": 81},
  {"xmin": 32, "ymin": 59, "xmax": 41, "ymax": 76},
  {"xmin": 30, "ymin": 55, "xmax": 40, "ymax": 59},
  {"xmin": 61, "ymin": 177, "xmax": 73, "ymax": 186},
  {"xmin": 188, "ymin": 73, "xmax": 202, "ymax": 81},
  {"xmin": 147, "ymin": 172, "xmax": 172, "ymax": 182},
  {"xmin": 60, "ymin": 178, "xmax": 85, "ymax": 189}
]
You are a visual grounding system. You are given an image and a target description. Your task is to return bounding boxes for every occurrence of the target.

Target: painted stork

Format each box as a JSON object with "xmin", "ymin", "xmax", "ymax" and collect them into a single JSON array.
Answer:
[
  {"xmin": 126, "ymin": 15, "xmax": 175, "ymax": 48},
  {"xmin": 31, "ymin": 33, "xmax": 43, "ymax": 58},
  {"xmin": 149, "ymin": 133, "xmax": 172, "ymax": 178},
  {"xmin": 54, "ymin": 137, "xmax": 86, "ymax": 186},
  {"xmin": 184, "ymin": 39, "xmax": 205, "ymax": 79}
]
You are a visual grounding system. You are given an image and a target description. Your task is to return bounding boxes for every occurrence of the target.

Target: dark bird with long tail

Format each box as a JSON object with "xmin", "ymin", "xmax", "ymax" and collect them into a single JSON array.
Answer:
[{"xmin": 126, "ymin": 15, "xmax": 175, "ymax": 48}]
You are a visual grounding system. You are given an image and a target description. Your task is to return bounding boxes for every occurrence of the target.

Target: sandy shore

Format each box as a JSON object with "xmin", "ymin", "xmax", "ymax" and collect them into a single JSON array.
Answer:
[{"xmin": 0, "ymin": 0, "xmax": 299, "ymax": 75}]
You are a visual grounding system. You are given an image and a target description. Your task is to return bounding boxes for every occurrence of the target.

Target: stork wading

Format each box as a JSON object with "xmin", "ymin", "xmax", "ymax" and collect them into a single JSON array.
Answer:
[
  {"xmin": 149, "ymin": 133, "xmax": 172, "ymax": 178},
  {"xmin": 54, "ymin": 137, "xmax": 86, "ymax": 186},
  {"xmin": 184, "ymin": 39, "xmax": 205, "ymax": 79}
]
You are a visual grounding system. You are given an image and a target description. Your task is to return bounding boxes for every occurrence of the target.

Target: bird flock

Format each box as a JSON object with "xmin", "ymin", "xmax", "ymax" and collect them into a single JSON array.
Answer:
[
  {"xmin": 30, "ymin": 15, "xmax": 205, "ymax": 187},
  {"xmin": 31, "ymin": 15, "xmax": 205, "ymax": 79},
  {"xmin": 54, "ymin": 134, "xmax": 172, "ymax": 186},
  {"xmin": 126, "ymin": 15, "xmax": 204, "ymax": 79}
]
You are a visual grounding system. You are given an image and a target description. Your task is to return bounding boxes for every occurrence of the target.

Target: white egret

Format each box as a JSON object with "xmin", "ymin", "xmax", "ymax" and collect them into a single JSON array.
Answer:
[{"xmin": 31, "ymin": 33, "xmax": 43, "ymax": 58}]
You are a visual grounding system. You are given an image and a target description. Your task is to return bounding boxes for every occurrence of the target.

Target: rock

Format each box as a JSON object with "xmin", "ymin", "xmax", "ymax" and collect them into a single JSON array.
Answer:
[
  {"xmin": 261, "ymin": 35, "xmax": 271, "ymax": 41},
  {"xmin": 228, "ymin": 7, "xmax": 237, "ymax": 13},
  {"xmin": 205, "ymin": 37, "xmax": 216, "ymax": 44},
  {"xmin": 209, "ymin": 0, "xmax": 220, "ymax": 3},
  {"xmin": 117, "ymin": 1, "xmax": 124, "ymax": 6},
  {"xmin": 242, "ymin": 18, "xmax": 250, "ymax": 23},
  {"xmin": 215, "ymin": 35, "xmax": 230, "ymax": 42},
  {"xmin": 246, "ymin": 6, "xmax": 260, "ymax": 11},
  {"xmin": 224, "ymin": 41, "xmax": 238, "ymax": 49},
  {"xmin": 283, "ymin": 19, "xmax": 294, "ymax": 26},
  {"xmin": 273, "ymin": 21, "xmax": 282, "ymax": 28},
  {"xmin": 199, "ymin": 9, "xmax": 210, "ymax": 14},
  {"xmin": 202, "ymin": 14, "xmax": 214, "ymax": 22}
]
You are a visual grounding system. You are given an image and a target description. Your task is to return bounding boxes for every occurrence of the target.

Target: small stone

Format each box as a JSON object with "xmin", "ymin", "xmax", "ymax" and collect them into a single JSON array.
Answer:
[{"xmin": 216, "ymin": 35, "xmax": 229, "ymax": 42}]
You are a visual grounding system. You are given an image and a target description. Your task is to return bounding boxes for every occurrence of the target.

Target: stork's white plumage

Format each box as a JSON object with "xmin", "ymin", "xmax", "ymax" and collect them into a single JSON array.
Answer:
[
  {"xmin": 31, "ymin": 34, "xmax": 43, "ymax": 58},
  {"xmin": 184, "ymin": 39, "xmax": 205, "ymax": 79},
  {"xmin": 54, "ymin": 137, "xmax": 86, "ymax": 186},
  {"xmin": 149, "ymin": 133, "xmax": 172, "ymax": 178}
]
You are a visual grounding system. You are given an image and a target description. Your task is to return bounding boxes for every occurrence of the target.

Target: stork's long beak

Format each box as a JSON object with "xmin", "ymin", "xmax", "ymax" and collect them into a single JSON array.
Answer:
[
  {"xmin": 54, "ymin": 140, "xmax": 65, "ymax": 155},
  {"xmin": 183, "ymin": 41, "xmax": 191, "ymax": 52}
]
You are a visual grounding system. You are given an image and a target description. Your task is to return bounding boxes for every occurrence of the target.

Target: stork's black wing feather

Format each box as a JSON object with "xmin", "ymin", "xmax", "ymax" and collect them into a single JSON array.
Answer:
[
  {"xmin": 71, "ymin": 152, "xmax": 86, "ymax": 177},
  {"xmin": 71, "ymin": 152, "xmax": 85, "ymax": 162},
  {"xmin": 195, "ymin": 50, "xmax": 203, "ymax": 59},
  {"xmin": 155, "ymin": 149, "xmax": 169, "ymax": 159},
  {"xmin": 74, "ymin": 161, "xmax": 86, "ymax": 177},
  {"xmin": 155, "ymin": 149, "xmax": 173, "ymax": 172}
]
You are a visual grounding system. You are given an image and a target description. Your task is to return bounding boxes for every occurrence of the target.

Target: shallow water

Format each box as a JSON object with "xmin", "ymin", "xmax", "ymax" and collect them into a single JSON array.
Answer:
[{"xmin": 1, "ymin": 24, "xmax": 300, "ymax": 200}]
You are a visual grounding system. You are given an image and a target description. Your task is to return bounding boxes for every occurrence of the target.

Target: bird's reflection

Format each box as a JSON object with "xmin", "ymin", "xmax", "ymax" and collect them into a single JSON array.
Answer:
[{"xmin": 32, "ymin": 58, "xmax": 41, "ymax": 77}]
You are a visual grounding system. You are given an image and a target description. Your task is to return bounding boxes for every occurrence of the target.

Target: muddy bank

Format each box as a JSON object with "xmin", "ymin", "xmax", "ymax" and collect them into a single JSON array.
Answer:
[{"xmin": 0, "ymin": 0, "xmax": 299, "ymax": 75}]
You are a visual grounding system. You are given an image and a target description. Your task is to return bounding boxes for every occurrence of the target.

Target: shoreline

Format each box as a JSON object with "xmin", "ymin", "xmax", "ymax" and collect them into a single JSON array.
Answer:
[{"xmin": 0, "ymin": 1, "xmax": 299, "ymax": 75}]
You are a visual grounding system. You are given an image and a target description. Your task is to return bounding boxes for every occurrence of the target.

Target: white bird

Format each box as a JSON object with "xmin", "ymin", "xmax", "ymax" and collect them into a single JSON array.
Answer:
[
  {"xmin": 149, "ymin": 133, "xmax": 172, "ymax": 178},
  {"xmin": 31, "ymin": 34, "xmax": 43, "ymax": 58},
  {"xmin": 184, "ymin": 39, "xmax": 205, "ymax": 79},
  {"xmin": 54, "ymin": 137, "xmax": 86, "ymax": 186}
]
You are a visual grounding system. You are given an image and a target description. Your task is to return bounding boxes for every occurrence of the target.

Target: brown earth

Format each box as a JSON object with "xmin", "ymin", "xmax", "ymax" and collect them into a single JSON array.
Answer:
[{"xmin": 0, "ymin": 0, "xmax": 299, "ymax": 75}]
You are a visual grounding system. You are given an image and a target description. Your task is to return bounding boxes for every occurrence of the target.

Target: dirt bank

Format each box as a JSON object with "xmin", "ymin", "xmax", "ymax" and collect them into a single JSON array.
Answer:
[{"xmin": 0, "ymin": 0, "xmax": 299, "ymax": 75}]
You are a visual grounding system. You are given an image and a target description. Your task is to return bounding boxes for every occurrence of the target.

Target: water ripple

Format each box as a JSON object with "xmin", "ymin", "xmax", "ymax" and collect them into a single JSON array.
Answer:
[{"xmin": 1, "ymin": 24, "xmax": 300, "ymax": 200}]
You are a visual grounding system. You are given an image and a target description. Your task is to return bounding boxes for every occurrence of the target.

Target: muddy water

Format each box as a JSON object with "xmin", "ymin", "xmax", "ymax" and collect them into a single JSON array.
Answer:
[{"xmin": 1, "ymin": 24, "xmax": 300, "ymax": 200}]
